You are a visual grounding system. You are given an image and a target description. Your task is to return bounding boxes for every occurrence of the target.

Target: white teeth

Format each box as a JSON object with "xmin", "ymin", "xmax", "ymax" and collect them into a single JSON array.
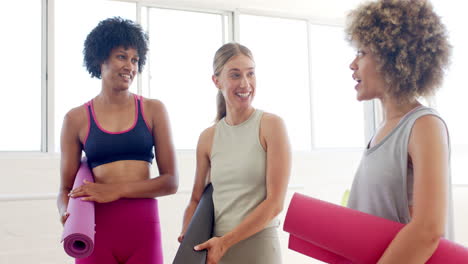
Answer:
[
  {"xmin": 237, "ymin": 92, "xmax": 250, "ymax": 98},
  {"xmin": 120, "ymin": 74, "xmax": 131, "ymax": 79}
]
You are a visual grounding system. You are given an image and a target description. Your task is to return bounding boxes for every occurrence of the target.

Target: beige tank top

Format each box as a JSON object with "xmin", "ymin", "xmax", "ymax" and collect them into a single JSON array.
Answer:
[{"xmin": 210, "ymin": 109, "xmax": 280, "ymax": 236}]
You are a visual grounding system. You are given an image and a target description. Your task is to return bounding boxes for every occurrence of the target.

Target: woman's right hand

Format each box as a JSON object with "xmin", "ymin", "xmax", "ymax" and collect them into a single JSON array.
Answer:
[
  {"xmin": 178, "ymin": 201, "xmax": 198, "ymax": 243},
  {"xmin": 60, "ymin": 211, "xmax": 70, "ymax": 226},
  {"xmin": 177, "ymin": 232, "xmax": 185, "ymax": 243},
  {"xmin": 178, "ymin": 224, "xmax": 188, "ymax": 243},
  {"xmin": 178, "ymin": 127, "xmax": 213, "ymax": 244}
]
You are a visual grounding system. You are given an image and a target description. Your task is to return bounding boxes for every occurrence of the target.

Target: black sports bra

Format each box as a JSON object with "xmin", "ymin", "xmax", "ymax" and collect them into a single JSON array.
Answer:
[{"xmin": 83, "ymin": 94, "xmax": 154, "ymax": 168}]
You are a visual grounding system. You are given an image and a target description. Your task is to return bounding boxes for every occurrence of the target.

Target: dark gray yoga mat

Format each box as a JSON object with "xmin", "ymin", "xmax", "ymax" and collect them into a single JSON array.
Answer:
[{"xmin": 173, "ymin": 183, "xmax": 214, "ymax": 264}]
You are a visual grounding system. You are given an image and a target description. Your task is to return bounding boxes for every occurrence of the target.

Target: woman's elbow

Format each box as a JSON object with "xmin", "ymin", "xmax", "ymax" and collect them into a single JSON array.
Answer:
[
  {"xmin": 161, "ymin": 173, "xmax": 178, "ymax": 195},
  {"xmin": 167, "ymin": 184, "xmax": 178, "ymax": 195},
  {"xmin": 425, "ymin": 227, "xmax": 445, "ymax": 244},
  {"xmin": 167, "ymin": 175, "xmax": 179, "ymax": 194},
  {"xmin": 413, "ymin": 222, "xmax": 445, "ymax": 245},
  {"xmin": 269, "ymin": 200, "xmax": 284, "ymax": 217}
]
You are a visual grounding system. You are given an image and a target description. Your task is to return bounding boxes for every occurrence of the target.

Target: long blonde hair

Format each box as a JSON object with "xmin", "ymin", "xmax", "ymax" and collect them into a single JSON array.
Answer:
[{"xmin": 213, "ymin": 43, "xmax": 254, "ymax": 122}]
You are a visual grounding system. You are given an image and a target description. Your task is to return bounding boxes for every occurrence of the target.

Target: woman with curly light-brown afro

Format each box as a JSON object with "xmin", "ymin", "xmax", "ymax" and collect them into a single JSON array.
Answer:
[
  {"xmin": 346, "ymin": 0, "xmax": 450, "ymax": 102},
  {"xmin": 345, "ymin": 0, "xmax": 454, "ymax": 263}
]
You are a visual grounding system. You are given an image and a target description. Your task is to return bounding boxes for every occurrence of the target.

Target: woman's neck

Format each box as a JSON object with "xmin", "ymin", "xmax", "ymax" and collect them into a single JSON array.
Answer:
[
  {"xmin": 379, "ymin": 96, "xmax": 421, "ymax": 122},
  {"xmin": 224, "ymin": 106, "xmax": 255, "ymax": 126},
  {"xmin": 96, "ymin": 90, "xmax": 132, "ymax": 105}
]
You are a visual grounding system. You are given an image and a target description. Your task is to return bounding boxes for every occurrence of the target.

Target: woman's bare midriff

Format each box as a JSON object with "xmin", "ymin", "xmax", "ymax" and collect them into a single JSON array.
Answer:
[{"xmin": 92, "ymin": 160, "xmax": 152, "ymax": 184}]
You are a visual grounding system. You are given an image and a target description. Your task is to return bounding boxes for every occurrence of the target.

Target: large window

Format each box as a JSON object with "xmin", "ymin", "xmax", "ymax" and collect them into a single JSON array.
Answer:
[
  {"xmin": 239, "ymin": 15, "xmax": 366, "ymax": 150},
  {"xmin": 239, "ymin": 14, "xmax": 311, "ymax": 151},
  {"xmin": 41, "ymin": 3, "xmax": 370, "ymax": 153},
  {"xmin": 0, "ymin": 0, "xmax": 42, "ymax": 151},
  {"xmin": 9, "ymin": 0, "xmax": 466, "ymax": 171},
  {"xmin": 309, "ymin": 24, "xmax": 365, "ymax": 149},
  {"xmin": 432, "ymin": 2, "xmax": 468, "ymax": 146},
  {"xmin": 54, "ymin": 0, "xmax": 136, "ymax": 152},
  {"xmin": 431, "ymin": 2, "xmax": 468, "ymax": 184},
  {"xmin": 145, "ymin": 8, "xmax": 225, "ymax": 150}
]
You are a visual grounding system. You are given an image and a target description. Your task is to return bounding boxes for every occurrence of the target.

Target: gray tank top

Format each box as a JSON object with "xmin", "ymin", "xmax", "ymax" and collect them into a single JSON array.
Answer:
[
  {"xmin": 210, "ymin": 109, "xmax": 280, "ymax": 236},
  {"xmin": 347, "ymin": 106, "xmax": 454, "ymax": 240}
]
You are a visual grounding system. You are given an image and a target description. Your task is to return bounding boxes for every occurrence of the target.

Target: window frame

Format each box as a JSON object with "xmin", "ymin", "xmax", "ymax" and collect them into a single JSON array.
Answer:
[
  {"xmin": 140, "ymin": 4, "xmax": 231, "ymax": 150},
  {"xmin": 15, "ymin": 0, "xmax": 380, "ymax": 154}
]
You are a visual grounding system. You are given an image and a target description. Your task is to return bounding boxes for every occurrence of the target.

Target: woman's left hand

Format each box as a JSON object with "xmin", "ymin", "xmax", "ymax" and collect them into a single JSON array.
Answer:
[
  {"xmin": 69, "ymin": 180, "xmax": 121, "ymax": 203},
  {"xmin": 194, "ymin": 237, "xmax": 229, "ymax": 264}
]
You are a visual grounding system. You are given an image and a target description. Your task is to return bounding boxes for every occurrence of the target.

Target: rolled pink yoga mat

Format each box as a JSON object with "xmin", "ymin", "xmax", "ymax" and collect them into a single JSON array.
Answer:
[
  {"xmin": 284, "ymin": 193, "xmax": 468, "ymax": 264},
  {"xmin": 61, "ymin": 159, "xmax": 95, "ymax": 258}
]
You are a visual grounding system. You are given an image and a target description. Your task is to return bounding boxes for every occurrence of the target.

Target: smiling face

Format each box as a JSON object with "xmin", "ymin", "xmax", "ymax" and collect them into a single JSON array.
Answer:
[
  {"xmin": 213, "ymin": 54, "xmax": 256, "ymax": 111},
  {"xmin": 101, "ymin": 46, "xmax": 139, "ymax": 91},
  {"xmin": 349, "ymin": 46, "xmax": 387, "ymax": 101}
]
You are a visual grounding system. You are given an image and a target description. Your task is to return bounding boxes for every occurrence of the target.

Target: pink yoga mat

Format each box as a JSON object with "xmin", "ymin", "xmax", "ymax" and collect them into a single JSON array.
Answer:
[
  {"xmin": 61, "ymin": 159, "xmax": 95, "ymax": 258},
  {"xmin": 284, "ymin": 193, "xmax": 468, "ymax": 264},
  {"xmin": 288, "ymin": 235, "xmax": 350, "ymax": 264}
]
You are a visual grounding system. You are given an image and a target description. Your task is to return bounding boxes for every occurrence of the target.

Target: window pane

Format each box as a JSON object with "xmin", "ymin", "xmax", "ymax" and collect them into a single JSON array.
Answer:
[
  {"xmin": 54, "ymin": 0, "xmax": 136, "ymax": 152},
  {"xmin": 432, "ymin": 3, "xmax": 468, "ymax": 146},
  {"xmin": 0, "ymin": 0, "xmax": 41, "ymax": 151},
  {"xmin": 240, "ymin": 15, "xmax": 311, "ymax": 151},
  {"xmin": 147, "ymin": 8, "xmax": 224, "ymax": 149},
  {"xmin": 310, "ymin": 24, "xmax": 365, "ymax": 149},
  {"xmin": 431, "ymin": 2, "xmax": 468, "ymax": 184}
]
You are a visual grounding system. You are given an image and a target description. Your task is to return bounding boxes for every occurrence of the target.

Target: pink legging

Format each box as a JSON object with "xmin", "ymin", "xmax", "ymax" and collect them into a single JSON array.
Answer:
[{"xmin": 76, "ymin": 198, "xmax": 163, "ymax": 264}]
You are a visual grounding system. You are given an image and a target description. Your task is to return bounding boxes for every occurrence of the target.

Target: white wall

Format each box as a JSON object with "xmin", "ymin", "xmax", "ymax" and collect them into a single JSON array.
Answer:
[{"xmin": 1, "ymin": 152, "xmax": 467, "ymax": 263}]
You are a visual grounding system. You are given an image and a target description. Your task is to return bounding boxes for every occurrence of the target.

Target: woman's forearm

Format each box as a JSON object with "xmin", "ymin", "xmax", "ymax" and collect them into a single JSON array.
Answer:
[
  {"xmin": 221, "ymin": 198, "xmax": 282, "ymax": 248},
  {"xmin": 377, "ymin": 222, "xmax": 441, "ymax": 264},
  {"xmin": 121, "ymin": 173, "xmax": 178, "ymax": 198},
  {"xmin": 180, "ymin": 201, "xmax": 198, "ymax": 234},
  {"xmin": 57, "ymin": 189, "xmax": 70, "ymax": 214}
]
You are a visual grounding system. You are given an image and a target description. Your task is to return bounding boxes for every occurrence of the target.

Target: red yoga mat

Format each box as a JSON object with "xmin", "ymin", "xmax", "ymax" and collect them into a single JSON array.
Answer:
[
  {"xmin": 284, "ymin": 193, "xmax": 468, "ymax": 264},
  {"xmin": 61, "ymin": 159, "xmax": 95, "ymax": 258}
]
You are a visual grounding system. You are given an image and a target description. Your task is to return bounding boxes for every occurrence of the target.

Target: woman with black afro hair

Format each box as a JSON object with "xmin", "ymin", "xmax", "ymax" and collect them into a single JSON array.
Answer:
[
  {"xmin": 57, "ymin": 17, "xmax": 178, "ymax": 264},
  {"xmin": 346, "ymin": 0, "xmax": 454, "ymax": 263}
]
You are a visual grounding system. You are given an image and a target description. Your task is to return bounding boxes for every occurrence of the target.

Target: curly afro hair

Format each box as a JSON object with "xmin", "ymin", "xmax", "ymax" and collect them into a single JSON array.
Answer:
[
  {"xmin": 345, "ymin": 0, "xmax": 451, "ymax": 101},
  {"xmin": 83, "ymin": 17, "xmax": 149, "ymax": 79}
]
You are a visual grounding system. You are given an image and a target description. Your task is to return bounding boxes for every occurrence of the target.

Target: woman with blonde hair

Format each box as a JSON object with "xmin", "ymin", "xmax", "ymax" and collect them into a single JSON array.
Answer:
[{"xmin": 179, "ymin": 42, "xmax": 291, "ymax": 264}]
